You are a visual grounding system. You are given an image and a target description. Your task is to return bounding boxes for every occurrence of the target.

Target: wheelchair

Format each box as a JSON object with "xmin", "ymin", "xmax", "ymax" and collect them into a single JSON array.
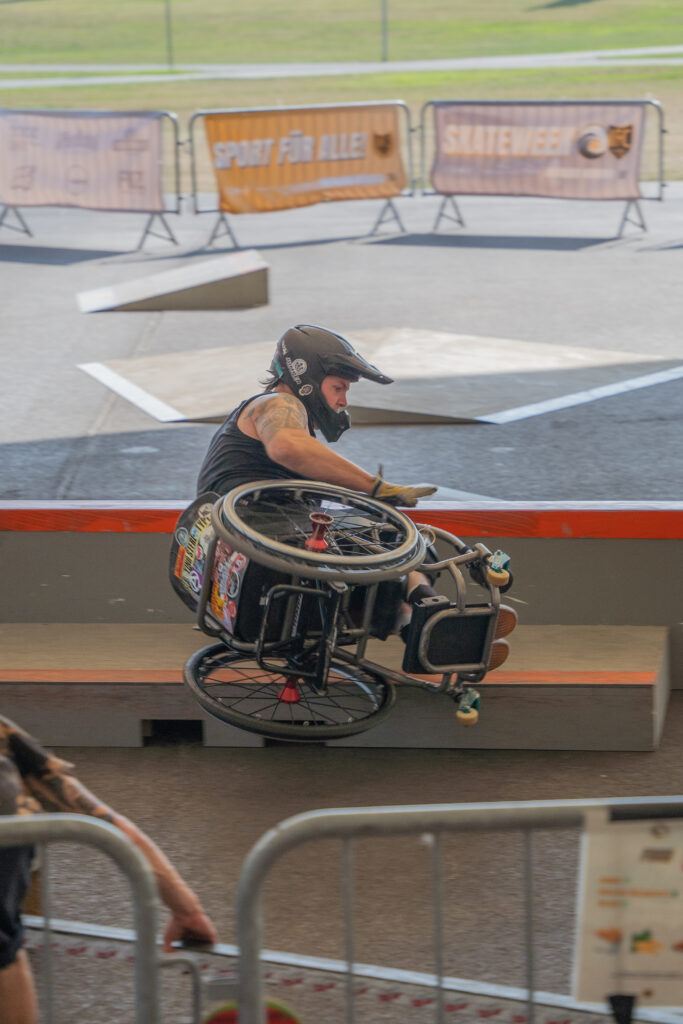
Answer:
[{"xmin": 170, "ymin": 480, "xmax": 514, "ymax": 743}]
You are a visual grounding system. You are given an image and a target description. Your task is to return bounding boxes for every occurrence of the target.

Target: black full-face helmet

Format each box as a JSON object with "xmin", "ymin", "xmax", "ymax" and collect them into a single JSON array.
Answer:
[{"xmin": 270, "ymin": 324, "xmax": 393, "ymax": 442}]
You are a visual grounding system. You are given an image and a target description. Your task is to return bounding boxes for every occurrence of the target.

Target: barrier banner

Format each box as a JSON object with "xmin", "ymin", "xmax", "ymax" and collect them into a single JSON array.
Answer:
[
  {"xmin": 204, "ymin": 104, "xmax": 407, "ymax": 213},
  {"xmin": 0, "ymin": 110, "xmax": 164, "ymax": 212},
  {"xmin": 574, "ymin": 817, "xmax": 683, "ymax": 1005},
  {"xmin": 430, "ymin": 102, "xmax": 645, "ymax": 200}
]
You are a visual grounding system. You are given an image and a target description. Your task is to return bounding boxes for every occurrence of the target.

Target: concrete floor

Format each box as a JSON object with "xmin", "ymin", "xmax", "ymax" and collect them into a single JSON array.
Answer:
[{"xmin": 27, "ymin": 691, "xmax": 683, "ymax": 1022}]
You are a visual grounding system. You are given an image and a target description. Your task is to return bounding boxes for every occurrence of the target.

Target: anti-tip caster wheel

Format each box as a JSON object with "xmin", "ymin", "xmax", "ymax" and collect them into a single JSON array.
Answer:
[
  {"xmin": 486, "ymin": 566, "xmax": 510, "ymax": 588},
  {"xmin": 456, "ymin": 707, "xmax": 479, "ymax": 726}
]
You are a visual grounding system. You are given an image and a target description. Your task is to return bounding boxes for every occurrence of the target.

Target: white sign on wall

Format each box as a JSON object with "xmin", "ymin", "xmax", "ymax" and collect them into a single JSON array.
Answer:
[{"xmin": 574, "ymin": 816, "xmax": 683, "ymax": 1007}]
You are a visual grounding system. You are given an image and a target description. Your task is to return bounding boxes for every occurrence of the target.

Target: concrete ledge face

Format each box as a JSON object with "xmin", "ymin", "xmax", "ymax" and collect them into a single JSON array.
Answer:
[
  {"xmin": 0, "ymin": 624, "xmax": 669, "ymax": 751},
  {"xmin": 0, "ymin": 679, "xmax": 261, "ymax": 748},
  {"xmin": 331, "ymin": 679, "xmax": 665, "ymax": 751},
  {"xmin": 0, "ymin": 502, "xmax": 679, "ymax": 749},
  {"xmin": 0, "ymin": 529, "xmax": 680, "ymax": 643},
  {"xmin": 76, "ymin": 250, "xmax": 268, "ymax": 311}
]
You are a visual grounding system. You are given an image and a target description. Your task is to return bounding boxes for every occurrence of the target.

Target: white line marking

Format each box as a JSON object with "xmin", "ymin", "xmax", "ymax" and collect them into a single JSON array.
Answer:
[
  {"xmin": 480, "ymin": 364, "xmax": 683, "ymax": 424},
  {"xmin": 78, "ymin": 362, "xmax": 184, "ymax": 422},
  {"xmin": 24, "ymin": 917, "xmax": 682, "ymax": 1022}
]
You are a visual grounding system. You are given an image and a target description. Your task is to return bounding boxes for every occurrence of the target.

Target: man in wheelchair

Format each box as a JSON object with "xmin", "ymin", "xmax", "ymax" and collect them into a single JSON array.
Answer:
[
  {"xmin": 176, "ymin": 325, "xmax": 516, "ymax": 683},
  {"xmin": 196, "ymin": 323, "xmax": 436, "ymax": 510},
  {"xmin": 196, "ymin": 325, "xmax": 444, "ymax": 636}
]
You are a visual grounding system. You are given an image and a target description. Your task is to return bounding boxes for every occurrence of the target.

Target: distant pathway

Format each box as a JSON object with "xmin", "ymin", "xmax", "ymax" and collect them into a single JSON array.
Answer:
[{"xmin": 1, "ymin": 44, "xmax": 683, "ymax": 89}]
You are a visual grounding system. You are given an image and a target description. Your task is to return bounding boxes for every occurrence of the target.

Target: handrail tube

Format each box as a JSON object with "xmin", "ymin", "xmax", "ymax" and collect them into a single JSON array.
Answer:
[
  {"xmin": 236, "ymin": 796, "xmax": 683, "ymax": 1024},
  {"xmin": 0, "ymin": 814, "xmax": 160, "ymax": 1024}
]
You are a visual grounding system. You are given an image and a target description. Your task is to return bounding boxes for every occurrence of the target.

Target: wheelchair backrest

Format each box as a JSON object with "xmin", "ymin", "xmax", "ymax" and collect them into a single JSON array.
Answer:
[{"xmin": 170, "ymin": 493, "xmax": 294, "ymax": 642}]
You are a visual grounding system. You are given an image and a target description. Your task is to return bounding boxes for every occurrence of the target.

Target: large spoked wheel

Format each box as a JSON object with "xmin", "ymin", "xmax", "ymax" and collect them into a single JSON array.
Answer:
[
  {"xmin": 212, "ymin": 479, "xmax": 426, "ymax": 583},
  {"xmin": 185, "ymin": 644, "xmax": 396, "ymax": 741}
]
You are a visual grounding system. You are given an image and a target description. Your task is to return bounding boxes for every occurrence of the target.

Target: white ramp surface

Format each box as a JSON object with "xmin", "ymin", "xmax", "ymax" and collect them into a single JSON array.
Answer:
[
  {"xmin": 78, "ymin": 327, "xmax": 681, "ymax": 424},
  {"xmin": 76, "ymin": 250, "xmax": 268, "ymax": 312}
]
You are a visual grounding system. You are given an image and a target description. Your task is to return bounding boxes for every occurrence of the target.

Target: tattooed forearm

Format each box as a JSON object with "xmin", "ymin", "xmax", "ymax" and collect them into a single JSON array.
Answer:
[
  {"xmin": 26, "ymin": 772, "xmax": 115, "ymax": 824},
  {"xmin": 250, "ymin": 394, "xmax": 308, "ymax": 445}
]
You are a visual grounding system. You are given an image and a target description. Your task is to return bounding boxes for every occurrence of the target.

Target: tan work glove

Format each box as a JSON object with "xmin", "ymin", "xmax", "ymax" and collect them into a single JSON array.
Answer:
[{"xmin": 370, "ymin": 475, "xmax": 437, "ymax": 507}]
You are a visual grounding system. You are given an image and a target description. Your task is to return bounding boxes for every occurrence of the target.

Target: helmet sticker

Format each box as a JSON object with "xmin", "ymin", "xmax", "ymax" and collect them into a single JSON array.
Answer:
[
  {"xmin": 299, "ymin": 384, "xmax": 313, "ymax": 396},
  {"xmin": 285, "ymin": 355, "xmax": 307, "ymax": 385}
]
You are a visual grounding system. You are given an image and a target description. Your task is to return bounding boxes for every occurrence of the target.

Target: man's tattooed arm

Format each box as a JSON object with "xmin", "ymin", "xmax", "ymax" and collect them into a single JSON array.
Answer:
[
  {"xmin": 248, "ymin": 393, "xmax": 308, "ymax": 446},
  {"xmin": 24, "ymin": 763, "xmax": 116, "ymax": 824},
  {"xmin": 24, "ymin": 761, "xmax": 218, "ymax": 947}
]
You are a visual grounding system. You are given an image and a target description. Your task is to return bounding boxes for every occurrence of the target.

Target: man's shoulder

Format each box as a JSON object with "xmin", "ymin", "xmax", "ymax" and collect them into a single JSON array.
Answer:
[
  {"xmin": 246, "ymin": 391, "xmax": 309, "ymax": 441},
  {"xmin": 249, "ymin": 391, "xmax": 301, "ymax": 409},
  {"xmin": 248, "ymin": 392, "xmax": 307, "ymax": 422}
]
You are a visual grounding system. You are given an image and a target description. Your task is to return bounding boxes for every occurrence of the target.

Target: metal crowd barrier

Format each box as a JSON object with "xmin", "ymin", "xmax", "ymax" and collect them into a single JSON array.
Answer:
[
  {"xmin": 235, "ymin": 796, "xmax": 683, "ymax": 1024},
  {"xmin": 187, "ymin": 100, "xmax": 414, "ymax": 246},
  {"xmin": 0, "ymin": 108, "xmax": 181, "ymax": 250},
  {"xmin": 419, "ymin": 98, "xmax": 665, "ymax": 239},
  {"xmin": 0, "ymin": 813, "xmax": 161, "ymax": 1024}
]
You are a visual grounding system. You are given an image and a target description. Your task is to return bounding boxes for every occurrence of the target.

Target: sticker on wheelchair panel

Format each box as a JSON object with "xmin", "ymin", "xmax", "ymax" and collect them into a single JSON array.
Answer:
[
  {"xmin": 209, "ymin": 543, "xmax": 250, "ymax": 633},
  {"xmin": 169, "ymin": 492, "xmax": 220, "ymax": 612}
]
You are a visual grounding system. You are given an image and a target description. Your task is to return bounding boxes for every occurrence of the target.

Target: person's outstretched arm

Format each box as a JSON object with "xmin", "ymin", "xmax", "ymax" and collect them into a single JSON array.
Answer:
[
  {"xmin": 4, "ymin": 719, "xmax": 217, "ymax": 953},
  {"xmin": 247, "ymin": 394, "xmax": 436, "ymax": 505},
  {"xmin": 248, "ymin": 392, "xmax": 376, "ymax": 490}
]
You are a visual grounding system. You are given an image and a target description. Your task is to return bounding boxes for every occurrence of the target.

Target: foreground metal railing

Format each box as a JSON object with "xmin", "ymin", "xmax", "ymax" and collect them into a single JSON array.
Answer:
[
  {"xmin": 236, "ymin": 796, "xmax": 683, "ymax": 1024},
  {"xmin": 0, "ymin": 814, "xmax": 161, "ymax": 1024}
]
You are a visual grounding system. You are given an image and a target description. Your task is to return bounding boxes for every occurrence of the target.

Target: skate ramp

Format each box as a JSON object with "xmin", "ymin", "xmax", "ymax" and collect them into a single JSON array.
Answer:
[
  {"xmin": 78, "ymin": 327, "xmax": 681, "ymax": 425},
  {"xmin": 76, "ymin": 250, "xmax": 268, "ymax": 312}
]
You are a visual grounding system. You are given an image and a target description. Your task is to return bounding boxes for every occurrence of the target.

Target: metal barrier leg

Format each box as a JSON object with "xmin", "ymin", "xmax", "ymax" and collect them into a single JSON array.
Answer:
[
  {"xmin": 433, "ymin": 195, "xmax": 465, "ymax": 232},
  {"xmin": 342, "ymin": 838, "xmax": 356, "ymax": 1024},
  {"xmin": 368, "ymin": 198, "xmax": 406, "ymax": 235},
  {"xmin": 431, "ymin": 832, "xmax": 445, "ymax": 1024},
  {"xmin": 136, "ymin": 212, "xmax": 179, "ymax": 250},
  {"xmin": 38, "ymin": 843, "xmax": 56, "ymax": 1024},
  {"xmin": 523, "ymin": 829, "xmax": 536, "ymax": 1024},
  {"xmin": 206, "ymin": 212, "xmax": 241, "ymax": 249},
  {"xmin": 0, "ymin": 204, "xmax": 32, "ymax": 237},
  {"xmin": 617, "ymin": 199, "xmax": 647, "ymax": 238},
  {"xmin": 159, "ymin": 955, "xmax": 204, "ymax": 1024}
]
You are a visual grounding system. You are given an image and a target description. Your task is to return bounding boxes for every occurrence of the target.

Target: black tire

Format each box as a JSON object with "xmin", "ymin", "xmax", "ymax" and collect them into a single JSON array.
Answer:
[
  {"xmin": 184, "ymin": 644, "xmax": 396, "ymax": 741},
  {"xmin": 213, "ymin": 479, "xmax": 425, "ymax": 583}
]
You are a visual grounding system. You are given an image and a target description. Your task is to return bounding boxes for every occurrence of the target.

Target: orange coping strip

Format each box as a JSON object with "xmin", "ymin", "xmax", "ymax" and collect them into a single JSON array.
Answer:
[
  {"xmin": 0, "ymin": 669, "xmax": 186, "ymax": 683},
  {"xmin": 405, "ymin": 507, "xmax": 683, "ymax": 540},
  {"xmin": 0, "ymin": 503, "xmax": 682, "ymax": 538},
  {"xmin": 483, "ymin": 671, "xmax": 656, "ymax": 686},
  {"xmin": 0, "ymin": 669, "xmax": 655, "ymax": 685}
]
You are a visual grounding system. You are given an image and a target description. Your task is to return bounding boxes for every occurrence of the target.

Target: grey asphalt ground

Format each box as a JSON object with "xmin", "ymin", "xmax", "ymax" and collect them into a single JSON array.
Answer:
[{"xmin": 1, "ymin": 184, "xmax": 681, "ymax": 501}]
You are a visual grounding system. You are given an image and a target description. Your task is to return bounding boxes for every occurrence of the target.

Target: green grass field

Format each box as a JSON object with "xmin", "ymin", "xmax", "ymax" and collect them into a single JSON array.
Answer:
[
  {"xmin": 1, "ymin": 0, "xmax": 682, "ymax": 177},
  {"xmin": 1, "ymin": 0, "xmax": 682, "ymax": 65}
]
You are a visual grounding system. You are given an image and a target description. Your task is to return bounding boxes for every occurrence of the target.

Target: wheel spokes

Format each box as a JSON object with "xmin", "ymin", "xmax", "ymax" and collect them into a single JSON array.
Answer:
[{"xmin": 199, "ymin": 658, "xmax": 384, "ymax": 724}]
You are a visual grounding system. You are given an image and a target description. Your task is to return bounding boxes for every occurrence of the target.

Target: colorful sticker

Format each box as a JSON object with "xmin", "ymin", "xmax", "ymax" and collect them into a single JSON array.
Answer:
[{"xmin": 209, "ymin": 541, "xmax": 250, "ymax": 633}]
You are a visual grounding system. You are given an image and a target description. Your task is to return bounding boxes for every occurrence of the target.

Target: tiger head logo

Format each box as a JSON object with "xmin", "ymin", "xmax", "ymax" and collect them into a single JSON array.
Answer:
[
  {"xmin": 608, "ymin": 125, "xmax": 633, "ymax": 159},
  {"xmin": 373, "ymin": 132, "xmax": 393, "ymax": 157}
]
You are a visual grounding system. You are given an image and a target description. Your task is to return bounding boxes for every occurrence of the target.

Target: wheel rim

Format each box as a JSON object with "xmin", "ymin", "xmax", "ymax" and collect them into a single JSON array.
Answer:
[
  {"xmin": 188, "ymin": 647, "xmax": 394, "ymax": 740},
  {"xmin": 215, "ymin": 480, "xmax": 425, "ymax": 582}
]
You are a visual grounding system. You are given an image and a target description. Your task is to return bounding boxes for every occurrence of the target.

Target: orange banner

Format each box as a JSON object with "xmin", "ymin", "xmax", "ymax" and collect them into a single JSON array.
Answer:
[
  {"xmin": 0, "ymin": 110, "xmax": 164, "ymax": 212},
  {"xmin": 204, "ymin": 104, "xmax": 407, "ymax": 213},
  {"xmin": 430, "ymin": 102, "xmax": 645, "ymax": 200}
]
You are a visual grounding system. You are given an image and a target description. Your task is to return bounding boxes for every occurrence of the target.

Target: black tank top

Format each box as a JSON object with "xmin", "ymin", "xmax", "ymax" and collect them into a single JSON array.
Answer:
[{"xmin": 196, "ymin": 393, "xmax": 313, "ymax": 496}]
